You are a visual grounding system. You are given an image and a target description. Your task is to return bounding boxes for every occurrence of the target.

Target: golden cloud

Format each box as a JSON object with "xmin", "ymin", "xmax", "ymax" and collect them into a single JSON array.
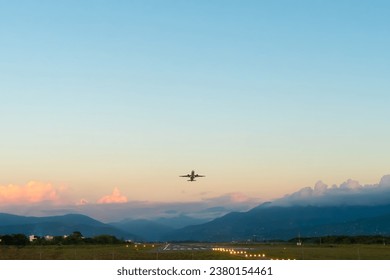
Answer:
[
  {"xmin": 0, "ymin": 181, "xmax": 66, "ymax": 204},
  {"xmin": 97, "ymin": 187, "xmax": 128, "ymax": 204}
]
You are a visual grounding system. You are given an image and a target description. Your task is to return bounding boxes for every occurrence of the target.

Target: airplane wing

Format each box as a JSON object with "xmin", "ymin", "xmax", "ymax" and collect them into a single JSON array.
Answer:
[
  {"xmin": 179, "ymin": 175, "xmax": 191, "ymax": 177},
  {"xmin": 195, "ymin": 175, "xmax": 205, "ymax": 177}
]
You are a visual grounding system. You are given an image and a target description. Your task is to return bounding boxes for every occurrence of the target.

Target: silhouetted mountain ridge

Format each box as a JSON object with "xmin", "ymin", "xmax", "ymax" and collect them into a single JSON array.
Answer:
[
  {"xmin": 0, "ymin": 213, "xmax": 135, "ymax": 239},
  {"xmin": 109, "ymin": 215, "xmax": 209, "ymax": 241},
  {"xmin": 165, "ymin": 204, "xmax": 390, "ymax": 241},
  {"xmin": 2, "ymin": 204, "xmax": 390, "ymax": 242}
]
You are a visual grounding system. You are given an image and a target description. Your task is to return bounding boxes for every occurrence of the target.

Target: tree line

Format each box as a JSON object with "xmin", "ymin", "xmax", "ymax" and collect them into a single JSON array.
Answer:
[
  {"xmin": 289, "ymin": 235, "xmax": 390, "ymax": 245},
  {"xmin": 0, "ymin": 231, "xmax": 125, "ymax": 246}
]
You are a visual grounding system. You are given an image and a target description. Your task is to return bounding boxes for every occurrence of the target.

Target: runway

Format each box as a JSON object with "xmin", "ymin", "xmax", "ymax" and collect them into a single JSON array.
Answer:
[{"xmin": 161, "ymin": 243, "xmax": 212, "ymax": 251}]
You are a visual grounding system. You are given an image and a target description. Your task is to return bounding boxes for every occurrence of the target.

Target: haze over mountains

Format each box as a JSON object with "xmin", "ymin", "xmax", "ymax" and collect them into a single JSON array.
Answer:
[
  {"xmin": 165, "ymin": 204, "xmax": 390, "ymax": 241},
  {"xmin": 1, "ymin": 175, "xmax": 390, "ymax": 241},
  {"xmin": 2, "ymin": 204, "xmax": 390, "ymax": 242}
]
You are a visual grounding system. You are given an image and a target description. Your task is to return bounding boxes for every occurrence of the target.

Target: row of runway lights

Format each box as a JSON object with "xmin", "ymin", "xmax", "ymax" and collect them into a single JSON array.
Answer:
[
  {"xmin": 212, "ymin": 248, "xmax": 265, "ymax": 258},
  {"xmin": 126, "ymin": 244, "xmax": 155, "ymax": 248},
  {"xmin": 126, "ymin": 245, "xmax": 294, "ymax": 260},
  {"xmin": 212, "ymin": 247, "xmax": 296, "ymax": 260}
]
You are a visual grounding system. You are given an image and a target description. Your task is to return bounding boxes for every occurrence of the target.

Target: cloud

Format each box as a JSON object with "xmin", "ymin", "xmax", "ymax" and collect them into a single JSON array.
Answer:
[
  {"xmin": 379, "ymin": 175, "xmax": 390, "ymax": 186},
  {"xmin": 80, "ymin": 193, "xmax": 260, "ymax": 221},
  {"xmin": 97, "ymin": 187, "xmax": 128, "ymax": 204},
  {"xmin": 76, "ymin": 199, "xmax": 89, "ymax": 205},
  {"xmin": 0, "ymin": 181, "xmax": 68, "ymax": 205},
  {"xmin": 21, "ymin": 192, "xmax": 262, "ymax": 222},
  {"xmin": 202, "ymin": 192, "xmax": 260, "ymax": 205},
  {"xmin": 0, "ymin": 181, "xmax": 261, "ymax": 221},
  {"xmin": 340, "ymin": 179, "xmax": 361, "ymax": 190},
  {"xmin": 272, "ymin": 175, "xmax": 390, "ymax": 207},
  {"xmin": 5, "ymin": 175, "xmax": 390, "ymax": 222}
]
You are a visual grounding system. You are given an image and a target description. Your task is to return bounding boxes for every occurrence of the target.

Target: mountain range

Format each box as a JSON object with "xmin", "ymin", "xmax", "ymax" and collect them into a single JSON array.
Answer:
[
  {"xmin": 108, "ymin": 215, "xmax": 208, "ymax": 241},
  {"xmin": 0, "ymin": 213, "xmax": 134, "ymax": 239},
  {"xmin": 165, "ymin": 203, "xmax": 390, "ymax": 241},
  {"xmin": 1, "ymin": 203, "xmax": 390, "ymax": 241}
]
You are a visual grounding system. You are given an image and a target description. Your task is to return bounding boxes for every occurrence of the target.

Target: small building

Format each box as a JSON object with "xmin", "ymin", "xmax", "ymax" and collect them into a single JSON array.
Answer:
[
  {"xmin": 29, "ymin": 235, "xmax": 38, "ymax": 242},
  {"xmin": 44, "ymin": 235, "xmax": 54, "ymax": 241}
]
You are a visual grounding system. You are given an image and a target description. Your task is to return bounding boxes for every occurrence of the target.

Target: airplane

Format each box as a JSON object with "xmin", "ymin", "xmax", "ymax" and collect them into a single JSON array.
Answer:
[{"xmin": 179, "ymin": 170, "xmax": 205, "ymax": 181}]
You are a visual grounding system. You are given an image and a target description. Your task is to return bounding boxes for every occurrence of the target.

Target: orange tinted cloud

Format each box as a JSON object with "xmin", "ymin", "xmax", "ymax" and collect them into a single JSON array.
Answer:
[
  {"xmin": 229, "ymin": 192, "xmax": 251, "ymax": 203},
  {"xmin": 97, "ymin": 187, "xmax": 128, "ymax": 204},
  {"xmin": 0, "ymin": 181, "xmax": 66, "ymax": 204}
]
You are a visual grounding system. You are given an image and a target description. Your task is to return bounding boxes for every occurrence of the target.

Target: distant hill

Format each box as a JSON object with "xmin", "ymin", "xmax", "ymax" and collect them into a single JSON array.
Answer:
[
  {"xmin": 109, "ymin": 215, "xmax": 209, "ymax": 241},
  {"xmin": 109, "ymin": 219, "xmax": 174, "ymax": 242},
  {"xmin": 2, "ymin": 204, "xmax": 390, "ymax": 242},
  {"xmin": 164, "ymin": 204, "xmax": 390, "ymax": 241},
  {"xmin": 0, "ymin": 213, "xmax": 135, "ymax": 239}
]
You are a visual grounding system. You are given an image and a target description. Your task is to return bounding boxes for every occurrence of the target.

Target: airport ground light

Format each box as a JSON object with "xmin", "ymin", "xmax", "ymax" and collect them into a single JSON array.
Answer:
[
  {"xmin": 212, "ymin": 246, "xmax": 296, "ymax": 260},
  {"xmin": 212, "ymin": 247, "xmax": 267, "ymax": 259}
]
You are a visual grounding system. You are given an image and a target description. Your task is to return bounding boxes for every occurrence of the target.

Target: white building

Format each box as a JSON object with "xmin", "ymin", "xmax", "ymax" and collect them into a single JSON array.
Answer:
[
  {"xmin": 44, "ymin": 235, "xmax": 54, "ymax": 241},
  {"xmin": 29, "ymin": 235, "xmax": 38, "ymax": 242}
]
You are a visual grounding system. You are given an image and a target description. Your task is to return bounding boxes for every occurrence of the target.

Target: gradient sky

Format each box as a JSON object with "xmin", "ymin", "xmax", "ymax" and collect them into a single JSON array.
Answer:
[{"xmin": 1, "ymin": 0, "xmax": 390, "ymax": 208}]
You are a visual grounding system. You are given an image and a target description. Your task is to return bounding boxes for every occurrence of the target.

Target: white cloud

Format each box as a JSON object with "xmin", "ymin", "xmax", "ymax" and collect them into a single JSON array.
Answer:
[
  {"xmin": 379, "ymin": 175, "xmax": 390, "ymax": 187},
  {"xmin": 313, "ymin": 181, "xmax": 328, "ymax": 195},
  {"xmin": 272, "ymin": 175, "xmax": 390, "ymax": 206},
  {"xmin": 340, "ymin": 179, "xmax": 361, "ymax": 189},
  {"xmin": 202, "ymin": 192, "xmax": 261, "ymax": 205}
]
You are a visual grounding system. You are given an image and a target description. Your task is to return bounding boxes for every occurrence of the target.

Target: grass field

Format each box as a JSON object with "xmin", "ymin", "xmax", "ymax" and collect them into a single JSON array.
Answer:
[{"xmin": 0, "ymin": 243, "xmax": 389, "ymax": 260}]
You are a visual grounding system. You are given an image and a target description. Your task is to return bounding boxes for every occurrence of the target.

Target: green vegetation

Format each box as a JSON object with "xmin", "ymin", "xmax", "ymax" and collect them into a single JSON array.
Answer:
[
  {"xmin": 0, "ymin": 244, "xmax": 155, "ymax": 260},
  {"xmin": 248, "ymin": 243, "xmax": 390, "ymax": 260},
  {"xmin": 0, "ymin": 234, "xmax": 29, "ymax": 246},
  {"xmin": 1, "ymin": 233, "xmax": 389, "ymax": 259},
  {"xmin": 289, "ymin": 235, "xmax": 390, "ymax": 245},
  {"xmin": 0, "ymin": 231, "xmax": 123, "ymax": 246},
  {"xmin": 0, "ymin": 242, "xmax": 389, "ymax": 260}
]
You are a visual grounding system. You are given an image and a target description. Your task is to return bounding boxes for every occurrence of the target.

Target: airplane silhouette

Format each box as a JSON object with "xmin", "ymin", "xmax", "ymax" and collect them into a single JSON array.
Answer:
[{"xmin": 179, "ymin": 170, "xmax": 205, "ymax": 181}]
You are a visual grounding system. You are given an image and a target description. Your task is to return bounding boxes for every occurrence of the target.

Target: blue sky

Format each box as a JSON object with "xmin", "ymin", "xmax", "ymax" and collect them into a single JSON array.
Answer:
[{"xmin": 1, "ymin": 0, "xmax": 390, "ymax": 208}]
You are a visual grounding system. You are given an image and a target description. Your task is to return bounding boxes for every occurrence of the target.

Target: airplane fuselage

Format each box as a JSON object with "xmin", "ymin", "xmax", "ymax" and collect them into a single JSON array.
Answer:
[
  {"xmin": 189, "ymin": 170, "xmax": 196, "ymax": 181},
  {"xmin": 180, "ymin": 170, "xmax": 205, "ymax": 181}
]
